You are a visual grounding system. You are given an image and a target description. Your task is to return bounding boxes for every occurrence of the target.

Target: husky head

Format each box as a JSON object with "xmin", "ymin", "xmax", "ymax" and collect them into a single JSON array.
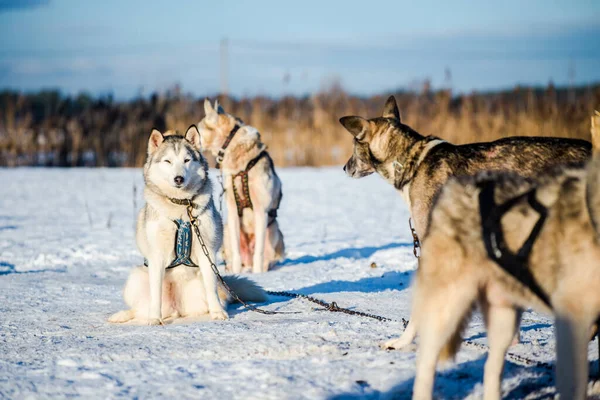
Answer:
[
  {"xmin": 340, "ymin": 96, "xmax": 422, "ymax": 183},
  {"xmin": 197, "ymin": 99, "xmax": 239, "ymax": 156},
  {"xmin": 144, "ymin": 125, "xmax": 209, "ymax": 199}
]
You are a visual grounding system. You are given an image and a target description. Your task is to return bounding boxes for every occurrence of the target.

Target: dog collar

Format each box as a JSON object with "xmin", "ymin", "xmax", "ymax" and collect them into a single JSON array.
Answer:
[
  {"xmin": 169, "ymin": 196, "xmax": 197, "ymax": 207},
  {"xmin": 215, "ymin": 124, "xmax": 240, "ymax": 169},
  {"xmin": 169, "ymin": 196, "xmax": 213, "ymax": 220}
]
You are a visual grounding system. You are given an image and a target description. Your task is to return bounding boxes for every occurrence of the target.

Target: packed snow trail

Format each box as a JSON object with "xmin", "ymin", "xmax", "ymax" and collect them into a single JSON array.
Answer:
[{"xmin": 0, "ymin": 168, "xmax": 597, "ymax": 399}]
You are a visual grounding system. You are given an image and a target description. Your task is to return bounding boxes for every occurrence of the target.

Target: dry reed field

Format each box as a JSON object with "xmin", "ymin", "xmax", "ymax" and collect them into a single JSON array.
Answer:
[{"xmin": 1, "ymin": 83, "xmax": 599, "ymax": 167}]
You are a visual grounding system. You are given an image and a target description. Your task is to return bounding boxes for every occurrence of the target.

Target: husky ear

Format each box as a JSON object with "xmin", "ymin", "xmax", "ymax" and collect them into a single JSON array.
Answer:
[
  {"xmin": 383, "ymin": 95, "xmax": 401, "ymax": 121},
  {"xmin": 203, "ymin": 98, "xmax": 218, "ymax": 127},
  {"xmin": 591, "ymin": 110, "xmax": 600, "ymax": 152},
  {"xmin": 204, "ymin": 98, "xmax": 214, "ymax": 115},
  {"xmin": 148, "ymin": 129, "xmax": 164, "ymax": 155},
  {"xmin": 214, "ymin": 100, "xmax": 225, "ymax": 115},
  {"xmin": 339, "ymin": 116, "xmax": 370, "ymax": 141},
  {"xmin": 185, "ymin": 124, "xmax": 201, "ymax": 149}
]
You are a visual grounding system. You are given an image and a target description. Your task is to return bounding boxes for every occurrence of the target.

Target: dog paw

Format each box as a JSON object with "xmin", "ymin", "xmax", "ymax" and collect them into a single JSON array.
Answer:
[
  {"xmin": 147, "ymin": 318, "xmax": 165, "ymax": 326},
  {"xmin": 210, "ymin": 309, "xmax": 229, "ymax": 320},
  {"xmin": 108, "ymin": 310, "xmax": 133, "ymax": 324},
  {"xmin": 381, "ymin": 337, "xmax": 411, "ymax": 350}
]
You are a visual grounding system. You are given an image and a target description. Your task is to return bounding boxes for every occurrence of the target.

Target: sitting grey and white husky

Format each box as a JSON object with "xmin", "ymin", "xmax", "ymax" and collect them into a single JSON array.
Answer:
[{"xmin": 109, "ymin": 126, "xmax": 266, "ymax": 325}]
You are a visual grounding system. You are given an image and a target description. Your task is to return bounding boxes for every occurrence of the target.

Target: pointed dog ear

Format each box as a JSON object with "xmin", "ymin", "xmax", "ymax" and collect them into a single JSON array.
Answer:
[
  {"xmin": 339, "ymin": 116, "xmax": 370, "ymax": 141},
  {"xmin": 203, "ymin": 98, "xmax": 218, "ymax": 127},
  {"xmin": 214, "ymin": 100, "xmax": 225, "ymax": 115},
  {"xmin": 204, "ymin": 98, "xmax": 214, "ymax": 115},
  {"xmin": 382, "ymin": 95, "xmax": 401, "ymax": 121},
  {"xmin": 148, "ymin": 129, "xmax": 164, "ymax": 155},
  {"xmin": 185, "ymin": 124, "xmax": 201, "ymax": 149}
]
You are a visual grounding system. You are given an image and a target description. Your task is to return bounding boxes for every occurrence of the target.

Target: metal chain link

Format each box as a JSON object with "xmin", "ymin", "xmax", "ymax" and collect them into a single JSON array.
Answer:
[
  {"xmin": 409, "ymin": 218, "xmax": 421, "ymax": 258},
  {"xmin": 266, "ymin": 290, "xmax": 407, "ymax": 325}
]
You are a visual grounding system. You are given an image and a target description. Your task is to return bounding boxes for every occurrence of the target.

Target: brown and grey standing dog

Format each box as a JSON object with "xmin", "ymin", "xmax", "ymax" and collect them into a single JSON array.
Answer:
[
  {"xmin": 340, "ymin": 96, "xmax": 592, "ymax": 238},
  {"xmin": 108, "ymin": 127, "xmax": 266, "ymax": 325},
  {"xmin": 198, "ymin": 100, "xmax": 284, "ymax": 274},
  {"xmin": 392, "ymin": 159, "xmax": 600, "ymax": 400}
]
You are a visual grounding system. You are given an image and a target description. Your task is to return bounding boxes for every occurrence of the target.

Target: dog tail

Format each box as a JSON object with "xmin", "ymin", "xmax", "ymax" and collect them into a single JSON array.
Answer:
[
  {"xmin": 591, "ymin": 110, "xmax": 600, "ymax": 151},
  {"xmin": 220, "ymin": 275, "xmax": 268, "ymax": 303},
  {"xmin": 439, "ymin": 305, "xmax": 474, "ymax": 362},
  {"xmin": 587, "ymin": 112, "xmax": 600, "ymax": 235},
  {"xmin": 586, "ymin": 153, "xmax": 600, "ymax": 236}
]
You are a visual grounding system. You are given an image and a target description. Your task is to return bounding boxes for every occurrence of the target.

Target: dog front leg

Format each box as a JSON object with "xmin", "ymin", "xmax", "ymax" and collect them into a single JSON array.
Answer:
[
  {"xmin": 198, "ymin": 250, "xmax": 229, "ymax": 320},
  {"xmin": 147, "ymin": 257, "xmax": 166, "ymax": 325},
  {"xmin": 253, "ymin": 209, "xmax": 268, "ymax": 273}
]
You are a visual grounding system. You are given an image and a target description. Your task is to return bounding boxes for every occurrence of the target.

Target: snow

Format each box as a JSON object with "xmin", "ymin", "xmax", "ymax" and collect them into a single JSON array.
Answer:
[{"xmin": 0, "ymin": 167, "xmax": 599, "ymax": 399}]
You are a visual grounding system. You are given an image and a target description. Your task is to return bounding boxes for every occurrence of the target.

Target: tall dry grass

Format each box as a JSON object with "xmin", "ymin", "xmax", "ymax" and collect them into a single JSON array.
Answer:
[{"xmin": 1, "ymin": 83, "xmax": 599, "ymax": 167}]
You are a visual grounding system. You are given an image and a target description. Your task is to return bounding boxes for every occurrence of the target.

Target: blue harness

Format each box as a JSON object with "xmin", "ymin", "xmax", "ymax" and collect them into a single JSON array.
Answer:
[{"xmin": 144, "ymin": 218, "xmax": 199, "ymax": 269}]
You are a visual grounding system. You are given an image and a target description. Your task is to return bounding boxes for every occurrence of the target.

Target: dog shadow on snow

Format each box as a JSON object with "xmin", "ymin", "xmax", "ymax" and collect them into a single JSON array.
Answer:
[
  {"xmin": 277, "ymin": 241, "xmax": 412, "ymax": 268},
  {"xmin": 0, "ymin": 261, "xmax": 66, "ymax": 276},
  {"xmin": 327, "ymin": 357, "xmax": 600, "ymax": 400},
  {"xmin": 264, "ymin": 242, "xmax": 415, "ymax": 308},
  {"xmin": 288, "ymin": 269, "xmax": 413, "ymax": 297}
]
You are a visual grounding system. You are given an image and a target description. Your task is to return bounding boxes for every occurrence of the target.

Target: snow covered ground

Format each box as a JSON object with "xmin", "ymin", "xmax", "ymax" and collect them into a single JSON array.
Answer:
[{"xmin": 1, "ymin": 167, "xmax": 599, "ymax": 399}]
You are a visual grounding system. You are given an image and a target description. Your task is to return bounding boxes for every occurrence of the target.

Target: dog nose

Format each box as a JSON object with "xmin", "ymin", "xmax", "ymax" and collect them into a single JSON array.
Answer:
[
  {"xmin": 174, "ymin": 176, "xmax": 184, "ymax": 185},
  {"xmin": 343, "ymin": 165, "xmax": 346, "ymax": 172}
]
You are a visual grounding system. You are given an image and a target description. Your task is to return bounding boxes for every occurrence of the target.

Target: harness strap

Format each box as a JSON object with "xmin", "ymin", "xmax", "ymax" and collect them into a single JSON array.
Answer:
[
  {"xmin": 478, "ymin": 181, "xmax": 551, "ymax": 307},
  {"xmin": 232, "ymin": 151, "xmax": 280, "ymax": 221},
  {"xmin": 216, "ymin": 125, "xmax": 240, "ymax": 169}
]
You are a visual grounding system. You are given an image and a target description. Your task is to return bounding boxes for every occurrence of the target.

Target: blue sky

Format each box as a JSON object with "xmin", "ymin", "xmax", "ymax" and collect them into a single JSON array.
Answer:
[{"xmin": 0, "ymin": 0, "xmax": 599, "ymax": 99}]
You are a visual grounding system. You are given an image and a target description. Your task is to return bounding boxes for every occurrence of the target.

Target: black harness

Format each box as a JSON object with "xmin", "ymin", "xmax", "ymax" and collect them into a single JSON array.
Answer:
[
  {"xmin": 215, "ymin": 124, "xmax": 281, "ymax": 226},
  {"xmin": 232, "ymin": 151, "xmax": 280, "ymax": 226},
  {"xmin": 478, "ymin": 181, "xmax": 551, "ymax": 307}
]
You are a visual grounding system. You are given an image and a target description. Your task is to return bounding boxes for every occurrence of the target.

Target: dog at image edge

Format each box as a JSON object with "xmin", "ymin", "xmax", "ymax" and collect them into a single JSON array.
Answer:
[
  {"xmin": 108, "ymin": 126, "xmax": 266, "ymax": 325},
  {"xmin": 392, "ymin": 161, "xmax": 600, "ymax": 400}
]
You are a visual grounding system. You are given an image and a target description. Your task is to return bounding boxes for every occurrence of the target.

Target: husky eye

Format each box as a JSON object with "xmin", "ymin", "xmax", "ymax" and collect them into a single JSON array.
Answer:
[
  {"xmin": 184, "ymin": 159, "xmax": 191, "ymax": 163},
  {"xmin": 163, "ymin": 159, "xmax": 171, "ymax": 164}
]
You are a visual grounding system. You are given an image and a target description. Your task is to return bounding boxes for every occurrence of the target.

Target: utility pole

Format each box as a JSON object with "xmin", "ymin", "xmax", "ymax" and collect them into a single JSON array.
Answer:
[
  {"xmin": 444, "ymin": 66, "xmax": 452, "ymax": 96},
  {"xmin": 220, "ymin": 38, "xmax": 229, "ymax": 96},
  {"xmin": 568, "ymin": 59, "xmax": 576, "ymax": 105}
]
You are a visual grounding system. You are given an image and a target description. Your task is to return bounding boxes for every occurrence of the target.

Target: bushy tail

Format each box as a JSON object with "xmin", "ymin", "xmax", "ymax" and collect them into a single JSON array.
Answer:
[
  {"xmin": 220, "ymin": 275, "xmax": 268, "ymax": 303},
  {"xmin": 591, "ymin": 110, "xmax": 600, "ymax": 151},
  {"xmin": 439, "ymin": 306, "xmax": 474, "ymax": 362},
  {"xmin": 586, "ymin": 113, "xmax": 600, "ymax": 235}
]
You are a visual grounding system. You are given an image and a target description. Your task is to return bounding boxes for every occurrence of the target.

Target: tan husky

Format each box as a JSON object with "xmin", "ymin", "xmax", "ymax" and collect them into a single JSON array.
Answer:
[
  {"xmin": 198, "ymin": 100, "xmax": 285, "ymax": 274},
  {"xmin": 387, "ymin": 154, "xmax": 600, "ymax": 399}
]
